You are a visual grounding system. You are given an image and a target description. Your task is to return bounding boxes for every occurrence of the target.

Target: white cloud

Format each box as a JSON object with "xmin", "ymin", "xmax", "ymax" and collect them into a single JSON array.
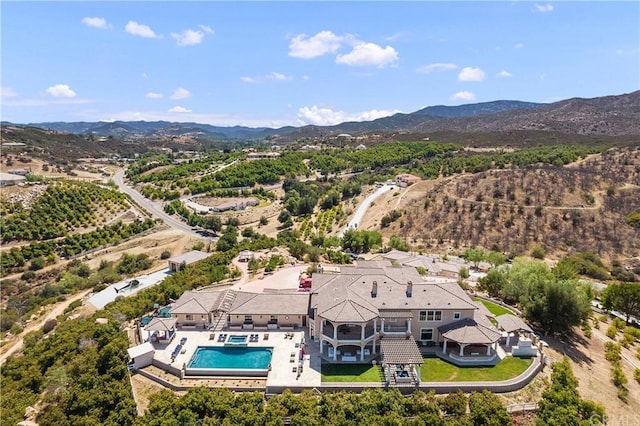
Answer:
[
  {"xmin": 168, "ymin": 106, "xmax": 192, "ymax": 113},
  {"xmin": 125, "ymin": 21, "xmax": 160, "ymax": 39},
  {"xmin": 514, "ymin": 42, "xmax": 525, "ymax": 49},
  {"xmin": 497, "ymin": 70, "xmax": 512, "ymax": 78},
  {"xmin": 297, "ymin": 105, "xmax": 401, "ymax": 126},
  {"xmin": 170, "ymin": 87, "xmax": 191, "ymax": 99},
  {"xmin": 1, "ymin": 86, "xmax": 18, "ymax": 97},
  {"xmin": 451, "ymin": 91, "xmax": 476, "ymax": 101},
  {"xmin": 457, "ymin": 67, "xmax": 486, "ymax": 82},
  {"xmin": 45, "ymin": 84, "xmax": 77, "ymax": 98},
  {"xmin": 416, "ymin": 63, "xmax": 458, "ymax": 74},
  {"xmin": 145, "ymin": 92, "xmax": 163, "ymax": 99},
  {"xmin": 384, "ymin": 31, "xmax": 409, "ymax": 42},
  {"xmin": 241, "ymin": 72, "xmax": 292, "ymax": 84},
  {"xmin": 199, "ymin": 24, "xmax": 214, "ymax": 34},
  {"xmin": 534, "ymin": 4, "xmax": 554, "ymax": 13},
  {"xmin": 171, "ymin": 26, "xmax": 214, "ymax": 46},
  {"xmin": 335, "ymin": 42, "xmax": 398, "ymax": 68},
  {"xmin": 269, "ymin": 72, "xmax": 290, "ymax": 81},
  {"xmin": 288, "ymin": 30, "xmax": 344, "ymax": 59},
  {"xmin": 82, "ymin": 17, "xmax": 111, "ymax": 29}
]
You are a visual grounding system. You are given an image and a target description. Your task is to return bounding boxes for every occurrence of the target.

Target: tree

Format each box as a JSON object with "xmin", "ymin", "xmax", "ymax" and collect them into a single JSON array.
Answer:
[
  {"xmin": 463, "ymin": 247, "xmax": 485, "ymax": 269},
  {"xmin": 478, "ymin": 268, "xmax": 508, "ymax": 298},
  {"xmin": 602, "ymin": 282, "xmax": 640, "ymax": 324},
  {"xmin": 524, "ymin": 279, "xmax": 591, "ymax": 335},
  {"xmin": 536, "ymin": 356, "xmax": 605, "ymax": 425},
  {"xmin": 468, "ymin": 390, "xmax": 512, "ymax": 426},
  {"xmin": 485, "ymin": 251, "xmax": 506, "ymax": 268}
]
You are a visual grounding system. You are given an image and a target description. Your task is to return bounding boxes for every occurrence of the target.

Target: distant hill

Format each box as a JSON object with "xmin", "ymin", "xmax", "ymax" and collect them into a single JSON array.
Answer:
[
  {"xmin": 413, "ymin": 100, "xmax": 544, "ymax": 118},
  {"xmin": 8, "ymin": 91, "xmax": 640, "ymax": 141},
  {"xmin": 22, "ymin": 120, "xmax": 293, "ymax": 140}
]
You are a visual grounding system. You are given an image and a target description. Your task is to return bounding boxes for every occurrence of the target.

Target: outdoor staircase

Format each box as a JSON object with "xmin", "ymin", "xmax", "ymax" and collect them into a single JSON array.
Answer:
[{"xmin": 210, "ymin": 289, "xmax": 237, "ymax": 331}]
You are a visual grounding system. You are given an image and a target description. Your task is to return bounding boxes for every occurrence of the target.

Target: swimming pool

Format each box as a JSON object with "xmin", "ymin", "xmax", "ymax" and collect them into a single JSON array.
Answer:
[
  {"xmin": 186, "ymin": 346, "xmax": 273, "ymax": 376},
  {"xmin": 227, "ymin": 335, "xmax": 248, "ymax": 344}
]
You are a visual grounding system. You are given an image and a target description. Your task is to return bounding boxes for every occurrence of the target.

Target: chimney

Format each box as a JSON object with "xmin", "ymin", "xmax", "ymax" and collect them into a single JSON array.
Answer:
[
  {"xmin": 371, "ymin": 280, "xmax": 378, "ymax": 298},
  {"xmin": 406, "ymin": 281, "xmax": 413, "ymax": 298}
]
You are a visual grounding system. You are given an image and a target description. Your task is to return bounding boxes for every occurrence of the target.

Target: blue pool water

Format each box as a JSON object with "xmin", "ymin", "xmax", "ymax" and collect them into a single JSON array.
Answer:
[
  {"xmin": 188, "ymin": 346, "xmax": 273, "ymax": 369},
  {"xmin": 228, "ymin": 335, "xmax": 248, "ymax": 344}
]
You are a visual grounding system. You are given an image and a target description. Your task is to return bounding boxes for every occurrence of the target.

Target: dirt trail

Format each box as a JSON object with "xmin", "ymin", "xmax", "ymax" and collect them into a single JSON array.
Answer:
[{"xmin": 0, "ymin": 289, "xmax": 93, "ymax": 365}]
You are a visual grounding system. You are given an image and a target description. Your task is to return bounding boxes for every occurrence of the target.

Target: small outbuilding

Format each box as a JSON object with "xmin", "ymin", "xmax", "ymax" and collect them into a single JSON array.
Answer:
[
  {"xmin": 127, "ymin": 342, "xmax": 155, "ymax": 370},
  {"xmin": 167, "ymin": 250, "xmax": 211, "ymax": 272}
]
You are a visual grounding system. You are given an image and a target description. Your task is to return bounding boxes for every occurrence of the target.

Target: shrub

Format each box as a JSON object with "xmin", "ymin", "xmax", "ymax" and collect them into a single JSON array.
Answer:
[
  {"xmin": 459, "ymin": 267, "xmax": 470, "ymax": 279},
  {"xmin": 634, "ymin": 368, "xmax": 640, "ymax": 384},
  {"xmin": 160, "ymin": 250, "xmax": 171, "ymax": 260},
  {"xmin": 42, "ymin": 319, "xmax": 57, "ymax": 334},
  {"xmin": 620, "ymin": 333, "xmax": 636, "ymax": 349},
  {"xmin": 606, "ymin": 325, "xmax": 618, "ymax": 340},
  {"xmin": 604, "ymin": 342, "xmax": 621, "ymax": 363},
  {"xmin": 611, "ymin": 366, "xmax": 627, "ymax": 387},
  {"xmin": 531, "ymin": 245, "xmax": 545, "ymax": 259}
]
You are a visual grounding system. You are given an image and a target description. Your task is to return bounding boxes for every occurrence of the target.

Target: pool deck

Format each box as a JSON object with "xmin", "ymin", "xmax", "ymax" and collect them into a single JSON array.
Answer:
[{"xmin": 150, "ymin": 329, "xmax": 322, "ymax": 388}]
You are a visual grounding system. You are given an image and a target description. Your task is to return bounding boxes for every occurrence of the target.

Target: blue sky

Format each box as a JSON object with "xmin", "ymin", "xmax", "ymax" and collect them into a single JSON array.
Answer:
[{"xmin": 1, "ymin": 1, "xmax": 638, "ymax": 127}]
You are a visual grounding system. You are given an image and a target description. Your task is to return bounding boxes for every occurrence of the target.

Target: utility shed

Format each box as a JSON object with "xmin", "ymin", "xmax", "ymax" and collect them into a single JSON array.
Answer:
[
  {"xmin": 167, "ymin": 250, "xmax": 211, "ymax": 272},
  {"xmin": 127, "ymin": 342, "xmax": 155, "ymax": 369}
]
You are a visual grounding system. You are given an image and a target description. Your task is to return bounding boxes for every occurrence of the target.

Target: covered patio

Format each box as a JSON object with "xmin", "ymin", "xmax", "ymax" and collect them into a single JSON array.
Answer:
[
  {"xmin": 380, "ymin": 336, "xmax": 423, "ymax": 386},
  {"xmin": 438, "ymin": 318, "xmax": 502, "ymax": 366}
]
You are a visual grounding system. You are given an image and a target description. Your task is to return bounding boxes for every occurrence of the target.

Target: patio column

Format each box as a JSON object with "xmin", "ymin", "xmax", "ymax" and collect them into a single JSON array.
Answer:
[
  {"xmin": 360, "ymin": 344, "xmax": 365, "ymax": 361},
  {"xmin": 373, "ymin": 318, "xmax": 377, "ymax": 335},
  {"xmin": 486, "ymin": 344, "xmax": 491, "ymax": 356},
  {"xmin": 506, "ymin": 333, "xmax": 511, "ymax": 346},
  {"xmin": 320, "ymin": 319, "xmax": 324, "ymax": 338},
  {"xmin": 320, "ymin": 339, "xmax": 323, "ymax": 354},
  {"xmin": 459, "ymin": 343, "xmax": 465, "ymax": 356},
  {"xmin": 333, "ymin": 323, "xmax": 337, "ymax": 341},
  {"xmin": 381, "ymin": 318, "xmax": 385, "ymax": 333},
  {"xmin": 333, "ymin": 344, "xmax": 337, "ymax": 361},
  {"xmin": 443, "ymin": 339, "xmax": 448, "ymax": 354},
  {"xmin": 407, "ymin": 318, "xmax": 412, "ymax": 333},
  {"xmin": 372, "ymin": 338, "xmax": 376, "ymax": 354},
  {"xmin": 416, "ymin": 364, "xmax": 421, "ymax": 385}
]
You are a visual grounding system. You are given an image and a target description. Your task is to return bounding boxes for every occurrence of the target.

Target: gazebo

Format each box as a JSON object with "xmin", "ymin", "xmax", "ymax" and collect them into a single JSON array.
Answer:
[
  {"xmin": 495, "ymin": 314, "xmax": 538, "ymax": 357},
  {"xmin": 145, "ymin": 317, "xmax": 177, "ymax": 344},
  {"xmin": 380, "ymin": 336, "xmax": 423, "ymax": 386},
  {"xmin": 438, "ymin": 318, "xmax": 502, "ymax": 361}
]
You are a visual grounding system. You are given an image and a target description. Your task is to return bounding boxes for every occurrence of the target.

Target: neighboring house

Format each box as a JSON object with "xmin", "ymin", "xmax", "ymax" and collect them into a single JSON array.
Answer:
[
  {"xmin": 0, "ymin": 172, "xmax": 27, "ymax": 187},
  {"xmin": 378, "ymin": 250, "xmax": 462, "ymax": 278},
  {"xmin": 167, "ymin": 250, "xmax": 211, "ymax": 272},
  {"xmin": 246, "ymin": 152, "xmax": 280, "ymax": 160}
]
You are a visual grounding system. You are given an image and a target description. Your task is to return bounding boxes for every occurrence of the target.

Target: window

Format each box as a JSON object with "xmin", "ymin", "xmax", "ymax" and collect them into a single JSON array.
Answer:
[
  {"xmin": 420, "ymin": 328, "xmax": 434, "ymax": 341},
  {"xmin": 244, "ymin": 315, "xmax": 252, "ymax": 322},
  {"xmin": 453, "ymin": 312, "xmax": 461, "ymax": 320},
  {"xmin": 186, "ymin": 314, "xmax": 193, "ymax": 321},
  {"xmin": 420, "ymin": 310, "xmax": 443, "ymax": 321}
]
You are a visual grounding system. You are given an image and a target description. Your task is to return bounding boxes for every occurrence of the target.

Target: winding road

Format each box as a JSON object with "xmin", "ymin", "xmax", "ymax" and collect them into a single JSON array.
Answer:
[
  {"xmin": 339, "ymin": 183, "xmax": 395, "ymax": 237},
  {"xmin": 113, "ymin": 170, "xmax": 203, "ymax": 237}
]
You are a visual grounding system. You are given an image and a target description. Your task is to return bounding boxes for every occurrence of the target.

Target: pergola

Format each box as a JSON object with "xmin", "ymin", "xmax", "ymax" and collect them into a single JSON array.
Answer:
[
  {"xmin": 380, "ymin": 336, "xmax": 423, "ymax": 385},
  {"xmin": 495, "ymin": 314, "xmax": 534, "ymax": 346}
]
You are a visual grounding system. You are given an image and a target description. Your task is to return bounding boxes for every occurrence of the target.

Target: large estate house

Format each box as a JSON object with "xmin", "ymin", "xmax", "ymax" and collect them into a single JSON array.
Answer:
[{"xmin": 163, "ymin": 257, "xmax": 528, "ymax": 366}]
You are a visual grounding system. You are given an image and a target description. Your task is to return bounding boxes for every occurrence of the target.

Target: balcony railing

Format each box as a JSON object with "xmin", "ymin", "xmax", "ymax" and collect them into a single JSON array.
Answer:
[{"xmin": 382, "ymin": 325, "xmax": 409, "ymax": 333}]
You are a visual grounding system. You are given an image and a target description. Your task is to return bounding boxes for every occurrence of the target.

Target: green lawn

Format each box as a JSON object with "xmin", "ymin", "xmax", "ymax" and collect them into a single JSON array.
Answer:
[
  {"xmin": 321, "ymin": 363, "xmax": 384, "ymax": 382},
  {"xmin": 421, "ymin": 356, "xmax": 533, "ymax": 382},
  {"xmin": 473, "ymin": 297, "xmax": 515, "ymax": 317}
]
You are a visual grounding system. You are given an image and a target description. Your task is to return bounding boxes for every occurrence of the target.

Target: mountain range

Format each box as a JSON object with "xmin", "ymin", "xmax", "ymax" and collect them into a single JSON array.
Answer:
[{"xmin": 6, "ymin": 91, "xmax": 639, "ymax": 140}]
